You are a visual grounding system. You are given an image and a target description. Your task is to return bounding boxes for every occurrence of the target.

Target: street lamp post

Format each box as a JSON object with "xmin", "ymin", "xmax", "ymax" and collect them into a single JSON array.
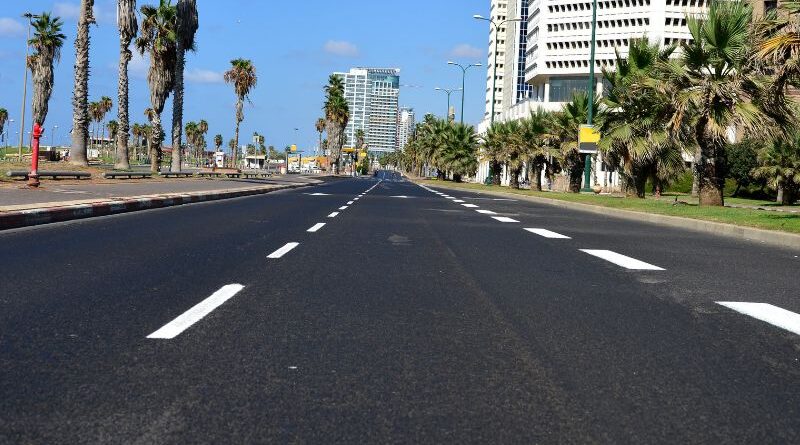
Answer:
[
  {"xmin": 581, "ymin": 0, "xmax": 601, "ymax": 192},
  {"xmin": 19, "ymin": 13, "xmax": 39, "ymax": 162},
  {"xmin": 473, "ymin": 14, "xmax": 523, "ymax": 125},
  {"xmin": 434, "ymin": 87, "xmax": 462, "ymax": 122},
  {"xmin": 447, "ymin": 62, "xmax": 482, "ymax": 124}
]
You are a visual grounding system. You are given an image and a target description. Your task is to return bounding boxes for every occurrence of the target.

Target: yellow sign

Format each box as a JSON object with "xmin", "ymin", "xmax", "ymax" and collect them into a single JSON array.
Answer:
[
  {"xmin": 579, "ymin": 125, "xmax": 601, "ymax": 144},
  {"xmin": 342, "ymin": 147, "xmax": 355, "ymax": 153},
  {"xmin": 290, "ymin": 144, "xmax": 297, "ymax": 152}
]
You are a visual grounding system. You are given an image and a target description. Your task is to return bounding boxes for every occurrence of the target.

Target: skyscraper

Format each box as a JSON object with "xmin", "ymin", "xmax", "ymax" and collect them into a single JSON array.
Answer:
[
  {"xmin": 396, "ymin": 107, "xmax": 415, "ymax": 151},
  {"xmin": 333, "ymin": 67, "xmax": 401, "ymax": 153}
]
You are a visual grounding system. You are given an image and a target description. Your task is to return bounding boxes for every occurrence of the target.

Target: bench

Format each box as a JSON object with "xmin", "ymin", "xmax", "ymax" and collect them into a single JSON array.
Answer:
[
  {"xmin": 242, "ymin": 171, "xmax": 272, "ymax": 179},
  {"xmin": 6, "ymin": 170, "xmax": 91, "ymax": 180},
  {"xmin": 103, "ymin": 172, "xmax": 152, "ymax": 179},
  {"xmin": 197, "ymin": 172, "xmax": 223, "ymax": 178},
  {"xmin": 224, "ymin": 173, "xmax": 241, "ymax": 178},
  {"xmin": 159, "ymin": 172, "xmax": 195, "ymax": 178}
]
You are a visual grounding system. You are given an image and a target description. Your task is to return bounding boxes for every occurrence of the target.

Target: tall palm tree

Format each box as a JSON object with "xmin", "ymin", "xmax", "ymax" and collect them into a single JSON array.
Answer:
[
  {"xmin": 324, "ymin": 75, "xmax": 348, "ymax": 174},
  {"xmin": 115, "ymin": 0, "xmax": 138, "ymax": 170},
  {"xmin": 131, "ymin": 122, "xmax": 142, "ymax": 161},
  {"xmin": 107, "ymin": 120, "xmax": 119, "ymax": 145},
  {"xmin": 70, "ymin": 0, "xmax": 94, "ymax": 166},
  {"xmin": 136, "ymin": 0, "xmax": 178, "ymax": 173},
  {"xmin": 98, "ymin": 96, "xmax": 113, "ymax": 153},
  {"xmin": 143, "ymin": 107, "xmax": 160, "ymax": 168},
  {"xmin": 482, "ymin": 121, "xmax": 507, "ymax": 185},
  {"xmin": 170, "ymin": 0, "xmax": 199, "ymax": 172},
  {"xmin": 439, "ymin": 123, "xmax": 479, "ymax": 183},
  {"xmin": 315, "ymin": 117, "xmax": 325, "ymax": 155},
  {"xmin": 214, "ymin": 134, "xmax": 223, "ymax": 152},
  {"xmin": 0, "ymin": 108, "xmax": 8, "ymax": 145},
  {"xmin": 88, "ymin": 101, "xmax": 100, "ymax": 150},
  {"xmin": 184, "ymin": 120, "xmax": 197, "ymax": 162},
  {"xmin": 28, "ymin": 13, "xmax": 66, "ymax": 134},
  {"xmin": 520, "ymin": 109, "xmax": 555, "ymax": 191},
  {"xmin": 660, "ymin": 0, "xmax": 781, "ymax": 206},
  {"xmin": 224, "ymin": 58, "xmax": 257, "ymax": 168}
]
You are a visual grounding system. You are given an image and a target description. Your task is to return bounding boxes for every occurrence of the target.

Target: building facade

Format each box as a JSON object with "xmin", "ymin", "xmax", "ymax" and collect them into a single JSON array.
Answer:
[
  {"xmin": 334, "ymin": 67, "xmax": 401, "ymax": 153},
  {"xmin": 396, "ymin": 107, "xmax": 415, "ymax": 151}
]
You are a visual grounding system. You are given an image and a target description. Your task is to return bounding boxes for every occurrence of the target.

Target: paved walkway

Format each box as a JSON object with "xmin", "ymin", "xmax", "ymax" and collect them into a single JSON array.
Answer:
[{"xmin": 0, "ymin": 176, "xmax": 322, "ymax": 211}]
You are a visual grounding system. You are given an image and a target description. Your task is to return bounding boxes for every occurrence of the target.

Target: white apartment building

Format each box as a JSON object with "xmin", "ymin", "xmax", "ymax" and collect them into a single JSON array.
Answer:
[
  {"xmin": 396, "ymin": 107, "xmax": 415, "ymax": 151},
  {"xmin": 475, "ymin": 0, "xmax": 707, "ymax": 189},
  {"xmin": 334, "ymin": 67, "xmax": 401, "ymax": 153}
]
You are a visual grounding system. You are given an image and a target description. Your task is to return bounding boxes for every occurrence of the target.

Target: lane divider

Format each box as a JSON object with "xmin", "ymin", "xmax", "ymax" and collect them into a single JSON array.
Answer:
[
  {"xmin": 717, "ymin": 302, "xmax": 800, "ymax": 336},
  {"xmin": 328, "ymin": 212, "xmax": 340, "ymax": 218},
  {"xmin": 492, "ymin": 216, "xmax": 520, "ymax": 223},
  {"xmin": 147, "ymin": 284, "xmax": 245, "ymax": 339},
  {"xmin": 268, "ymin": 242, "xmax": 300, "ymax": 259},
  {"xmin": 580, "ymin": 249, "xmax": 665, "ymax": 271},
  {"xmin": 524, "ymin": 228, "xmax": 571, "ymax": 239},
  {"xmin": 307, "ymin": 223, "xmax": 326, "ymax": 233}
]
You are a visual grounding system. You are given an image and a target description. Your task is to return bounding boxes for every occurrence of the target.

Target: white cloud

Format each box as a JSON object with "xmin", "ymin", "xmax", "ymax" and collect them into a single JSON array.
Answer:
[
  {"xmin": 0, "ymin": 18, "xmax": 25, "ymax": 38},
  {"xmin": 186, "ymin": 69, "xmax": 224, "ymax": 84},
  {"xmin": 449, "ymin": 44, "xmax": 483, "ymax": 60},
  {"xmin": 323, "ymin": 40, "xmax": 360, "ymax": 58}
]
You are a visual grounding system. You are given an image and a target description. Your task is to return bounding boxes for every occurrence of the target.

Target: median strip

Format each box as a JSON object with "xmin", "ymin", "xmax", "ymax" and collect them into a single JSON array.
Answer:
[{"xmin": 147, "ymin": 284, "xmax": 245, "ymax": 339}]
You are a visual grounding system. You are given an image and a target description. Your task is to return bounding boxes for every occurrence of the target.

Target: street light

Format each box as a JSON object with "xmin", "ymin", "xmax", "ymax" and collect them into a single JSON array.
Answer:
[
  {"xmin": 19, "ymin": 13, "xmax": 40, "ymax": 161},
  {"xmin": 434, "ymin": 87, "xmax": 462, "ymax": 121},
  {"xmin": 447, "ymin": 61, "xmax": 482, "ymax": 124},
  {"xmin": 473, "ymin": 14, "xmax": 523, "ymax": 125},
  {"xmin": 52, "ymin": 125, "xmax": 59, "ymax": 147}
]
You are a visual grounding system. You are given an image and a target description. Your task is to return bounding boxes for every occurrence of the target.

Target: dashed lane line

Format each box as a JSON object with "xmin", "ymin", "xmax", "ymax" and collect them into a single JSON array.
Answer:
[
  {"xmin": 268, "ymin": 242, "xmax": 300, "ymax": 259},
  {"xmin": 461, "ymin": 204, "xmax": 479, "ymax": 208},
  {"xmin": 492, "ymin": 216, "xmax": 520, "ymax": 223},
  {"xmin": 580, "ymin": 249, "xmax": 665, "ymax": 271},
  {"xmin": 717, "ymin": 302, "xmax": 800, "ymax": 336},
  {"xmin": 524, "ymin": 228, "xmax": 571, "ymax": 239},
  {"xmin": 328, "ymin": 212, "xmax": 340, "ymax": 218},
  {"xmin": 338, "ymin": 206, "xmax": 349, "ymax": 210},
  {"xmin": 307, "ymin": 223, "xmax": 326, "ymax": 233},
  {"xmin": 347, "ymin": 201, "xmax": 355, "ymax": 205},
  {"xmin": 476, "ymin": 210, "xmax": 498, "ymax": 215},
  {"xmin": 147, "ymin": 284, "xmax": 245, "ymax": 340}
]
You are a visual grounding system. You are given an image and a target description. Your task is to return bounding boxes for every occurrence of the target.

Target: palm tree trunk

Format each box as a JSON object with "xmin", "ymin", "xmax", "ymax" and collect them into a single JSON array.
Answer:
[
  {"xmin": 531, "ymin": 163, "xmax": 543, "ymax": 191},
  {"xmin": 70, "ymin": 0, "xmax": 92, "ymax": 166},
  {"xmin": 171, "ymin": 44, "xmax": 186, "ymax": 172},
  {"xmin": 233, "ymin": 120, "xmax": 241, "ymax": 169},
  {"xmin": 697, "ymin": 131, "xmax": 725, "ymax": 206},
  {"xmin": 115, "ymin": 40, "xmax": 131, "ymax": 170},
  {"xmin": 150, "ymin": 113, "xmax": 163, "ymax": 173}
]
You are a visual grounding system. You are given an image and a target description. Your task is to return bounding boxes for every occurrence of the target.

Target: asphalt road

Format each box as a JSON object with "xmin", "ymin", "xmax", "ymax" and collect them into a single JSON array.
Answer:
[{"xmin": 1, "ymin": 175, "xmax": 799, "ymax": 443}]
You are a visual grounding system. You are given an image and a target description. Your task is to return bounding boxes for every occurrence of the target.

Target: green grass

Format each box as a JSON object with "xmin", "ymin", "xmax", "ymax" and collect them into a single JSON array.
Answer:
[{"xmin": 421, "ymin": 180, "xmax": 800, "ymax": 234}]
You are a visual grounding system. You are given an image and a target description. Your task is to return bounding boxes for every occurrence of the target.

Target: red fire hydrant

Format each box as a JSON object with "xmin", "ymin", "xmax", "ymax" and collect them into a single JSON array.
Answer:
[{"xmin": 28, "ymin": 122, "xmax": 43, "ymax": 188}]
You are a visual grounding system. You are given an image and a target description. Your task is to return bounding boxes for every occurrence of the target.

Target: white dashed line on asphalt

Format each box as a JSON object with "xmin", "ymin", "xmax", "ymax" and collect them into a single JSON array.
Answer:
[
  {"xmin": 454, "ymin": 200, "xmax": 465, "ymax": 203},
  {"xmin": 492, "ymin": 216, "xmax": 520, "ymax": 223},
  {"xmin": 476, "ymin": 210, "xmax": 498, "ymax": 215},
  {"xmin": 524, "ymin": 228, "xmax": 571, "ymax": 239},
  {"xmin": 307, "ymin": 223, "xmax": 326, "ymax": 233},
  {"xmin": 717, "ymin": 302, "xmax": 800, "ymax": 336},
  {"xmin": 347, "ymin": 201, "xmax": 354, "ymax": 205},
  {"xmin": 339, "ymin": 206, "xmax": 348, "ymax": 210},
  {"xmin": 268, "ymin": 242, "xmax": 300, "ymax": 259},
  {"xmin": 147, "ymin": 284, "xmax": 245, "ymax": 340},
  {"xmin": 328, "ymin": 212, "xmax": 340, "ymax": 218},
  {"xmin": 580, "ymin": 250, "xmax": 665, "ymax": 271},
  {"xmin": 461, "ymin": 204, "xmax": 479, "ymax": 208},
  {"xmin": 307, "ymin": 193, "xmax": 330, "ymax": 196}
]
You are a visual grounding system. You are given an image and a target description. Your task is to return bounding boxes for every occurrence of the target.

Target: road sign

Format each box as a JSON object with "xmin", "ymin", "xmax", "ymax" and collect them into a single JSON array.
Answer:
[{"xmin": 579, "ymin": 125, "xmax": 600, "ymax": 154}]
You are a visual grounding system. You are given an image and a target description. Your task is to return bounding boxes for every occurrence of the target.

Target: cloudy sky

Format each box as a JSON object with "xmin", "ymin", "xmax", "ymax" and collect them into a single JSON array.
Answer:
[{"xmin": 0, "ymin": 0, "xmax": 489, "ymax": 150}]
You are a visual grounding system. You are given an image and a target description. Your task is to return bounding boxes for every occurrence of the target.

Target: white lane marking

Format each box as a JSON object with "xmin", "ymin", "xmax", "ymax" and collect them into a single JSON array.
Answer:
[
  {"xmin": 717, "ymin": 302, "xmax": 800, "ymax": 336},
  {"xmin": 307, "ymin": 223, "xmax": 326, "ymax": 233},
  {"xmin": 492, "ymin": 216, "xmax": 520, "ymax": 223},
  {"xmin": 391, "ymin": 195, "xmax": 410, "ymax": 198},
  {"xmin": 461, "ymin": 204, "xmax": 479, "ymax": 208},
  {"xmin": 442, "ymin": 196, "xmax": 453, "ymax": 199},
  {"xmin": 524, "ymin": 228, "xmax": 571, "ymax": 239},
  {"xmin": 493, "ymin": 198, "xmax": 517, "ymax": 202},
  {"xmin": 338, "ymin": 206, "xmax": 348, "ymax": 210},
  {"xmin": 476, "ymin": 210, "xmax": 497, "ymax": 215},
  {"xmin": 347, "ymin": 201, "xmax": 355, "ymax": 205},
  {"xmin": 307, "ymin": 193, "xmax": 330, "ymax": 196},
  {"xmin": 147, "ymin": 284, "xmax": 245, "ymax": 339},
  {"xmin": 454, "ymin": 200, "xmax": 466, "ymax": 203},
  {"xmin": 328, "ymin": 212, "xmax": 340, "ymax": 218},
  {"xmin": 580, "ymin": 250, "xmax": 665, "ymax": 271},
  {"xmin": 353, "ymin": 198, "xmax": 360, "ymax": 201},
  {"xmin": 448, "ymin": 197, "xmax": 458, "ymax": 200},
  {"xmin": 268, "ymin": 242, "xmax": 300, "ymax": 259}
]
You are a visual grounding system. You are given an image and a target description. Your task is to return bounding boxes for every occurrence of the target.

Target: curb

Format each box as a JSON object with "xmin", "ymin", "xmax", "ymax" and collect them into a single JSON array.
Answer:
[
  {"xmin": 0, "ymin": 184, "xmax": 307, "ymax": 231},
  {"xmin": 418, "ymin": 181, "xmax": 800, "ymax": 251}
]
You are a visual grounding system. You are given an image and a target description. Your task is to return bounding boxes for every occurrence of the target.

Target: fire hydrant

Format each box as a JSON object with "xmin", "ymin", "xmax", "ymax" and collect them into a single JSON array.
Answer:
[{"xmin": 28, "ymin": 122, "xmax": 43, "ymax": 188}]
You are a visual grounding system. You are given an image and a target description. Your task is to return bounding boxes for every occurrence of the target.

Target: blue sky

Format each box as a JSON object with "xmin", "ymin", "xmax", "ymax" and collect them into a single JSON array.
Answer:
[{"xmin": 0, "ymin": 0, "xmax": 489, "ymax": 150}]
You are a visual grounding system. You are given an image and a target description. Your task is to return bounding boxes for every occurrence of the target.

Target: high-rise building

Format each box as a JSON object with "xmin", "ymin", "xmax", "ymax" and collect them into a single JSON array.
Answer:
[
  {"xmin": 396, "ymin": 107, "xmax": 415, "ymax": 151},
  {"xmin": 334, "ymin": 67, "xmax": 401, "ymax": 153}
]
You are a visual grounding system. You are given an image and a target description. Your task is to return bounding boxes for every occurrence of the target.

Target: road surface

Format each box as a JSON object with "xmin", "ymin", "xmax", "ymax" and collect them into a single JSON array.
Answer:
[{"xmin": 1, "ymin": 176, "xmax": 799, "ymax": 443}]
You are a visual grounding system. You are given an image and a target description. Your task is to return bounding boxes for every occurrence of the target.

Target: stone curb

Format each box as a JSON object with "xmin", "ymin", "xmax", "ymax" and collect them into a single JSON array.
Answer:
[
  {"xmin": 419, "ymin": 181, "xmax": 800, "ymax": 251},
  {"xmin": 0, "ymin": 184, "xmax": 307, "ymax": 231}
]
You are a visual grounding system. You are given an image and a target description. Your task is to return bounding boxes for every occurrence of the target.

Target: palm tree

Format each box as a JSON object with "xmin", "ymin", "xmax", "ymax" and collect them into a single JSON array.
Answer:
[
  {"xmin": 214, "ymin": 134, "xmax": 223, "ymax": 151},
  {"xmin": 659, "ymin": 0, "xmax": 782, "ymax": 206},
  {"xmin": 131, "ymin": 122, "xmax": 142, "ymax": 161},
  {"xmin": 70, "ymin": 0, "xmax": 94, "ymax": 166},
  {"xmin": 439, "ymin": 123, "xmax": 479, "ymax": 183},
  {"xmin": 0, "ymin": 108, "xmax": 8, "ymax": 145},
  {"xmin": 324, "ymin": 75, "xmax": 348, "ymax": 174},
  {"xmin": 98, "ymin": 96, "xmax": 113, "ymax": 154},
  {"xmin": 28, "ymin": 13, "xmax": 66, "ymax": 135},
  {"xmin": 107, "ymin": 120, "xmax": 119, "ymax": 146},
  {"xmin": 170, "ymin": 0, "xmax": 199, "ymax": 172},
  {"xmin": 196, "ymin": 119, "xmax": 208, "ymax": 162},
  {"xmin": 184, "ymin": 120, "xmax": 197, "ymax": 163},
  {"xmin": 143, "ymin": 108, "xmax": 160, "ymax": 168},
  {"xmin": 520, "ymin": 109, "xmax": 556, "ymax": 191},
  {"xmin": 136, "ymin": 0, "xmax": 178, "ymax": 173},
  {"xmin": 754, "ymin": 134, "xmax": 800, "ymax": 204},
  {"xmin": 224, "ymin": 58, "xmax": 257, "ymax": 168},
  {"xmin": 88, "ymin": 101, "xmax": 102, "ymax": 152},
  {"xmin": 115, "ymin": 0, "xmax": 138, "ymax": 170},
  {"xmin": 315, "ymin": 117, "xmax": 325, "ymax": 155}
]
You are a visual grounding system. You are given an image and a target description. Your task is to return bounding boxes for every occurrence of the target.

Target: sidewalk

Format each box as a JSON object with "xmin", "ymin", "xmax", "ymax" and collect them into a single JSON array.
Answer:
[
  {"xmin": 0, "ymin": 176, "xmax": 319, "ymax": 211},
  {"xmin": 0, "ymin": 175, "xmax": 325, "ymax": 230}
]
